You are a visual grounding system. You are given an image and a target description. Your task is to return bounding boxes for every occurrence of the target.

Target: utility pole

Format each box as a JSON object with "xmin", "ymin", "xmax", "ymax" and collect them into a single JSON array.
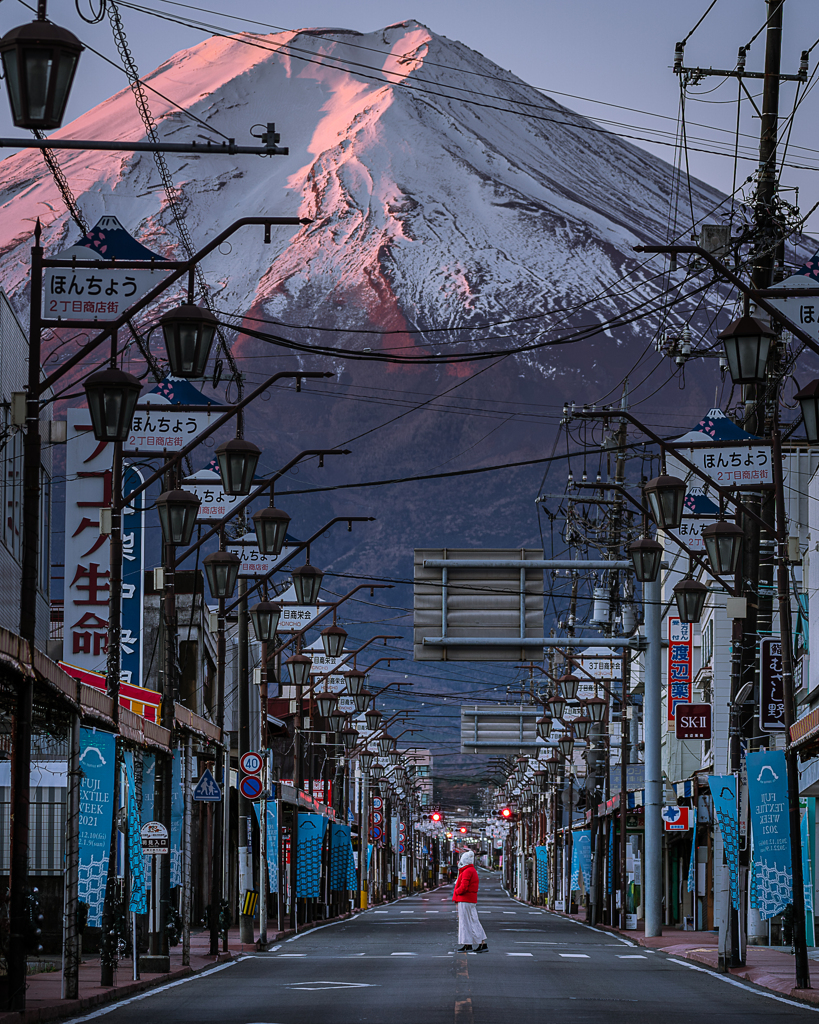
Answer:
[{"xmin": 237, "ymin": 577, "xmax": 254, "ymax": 943}]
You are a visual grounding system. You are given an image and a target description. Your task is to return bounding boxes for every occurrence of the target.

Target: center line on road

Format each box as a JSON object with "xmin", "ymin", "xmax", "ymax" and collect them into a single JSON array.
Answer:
[
  {"xmin": 391, "ymin": 952, "xmax": 417, "ymax": 956},
  {"xmin": 618, "ymin": 955, "xmax": 648, "ymax": 959},
  {"xmin": 560, "ymin": 953, "xmax": 590, "ymax": 958},
  {"xmin": 506, "ymin": 952, "xmax": 534, "ymax": 957},
  {"xmin": 454, "ymin": 952, "xmax": 473, "ymax": 1024}
]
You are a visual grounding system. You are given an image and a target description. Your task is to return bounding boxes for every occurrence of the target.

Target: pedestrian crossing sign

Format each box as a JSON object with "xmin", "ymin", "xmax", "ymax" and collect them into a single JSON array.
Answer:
[{"xmin": 193, "ymin": 768, "xmax": 222, "ymax": 802}]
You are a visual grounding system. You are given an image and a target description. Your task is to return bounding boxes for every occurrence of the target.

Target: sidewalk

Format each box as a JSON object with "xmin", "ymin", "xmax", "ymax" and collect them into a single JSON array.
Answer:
[
  {"xmin": 0, "ymin": 919, "xmax": 349, "ymax": 1024},
  {"xmin": 550, "ymin": 907, "xmax": 819, "ymax": 1005}
]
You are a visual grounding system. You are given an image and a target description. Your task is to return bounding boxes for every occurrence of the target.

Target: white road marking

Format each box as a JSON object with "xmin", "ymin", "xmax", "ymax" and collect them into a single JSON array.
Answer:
[
  {"xmin": 502, "ymin": 911, "xmax": 517, "ymax": 915},
  {"xmin": 665, "ymin": 958, "xmax": 819, "ymax": 1012},
  {"xmin": 391, "ymin": 952, "xmax": 417, "ymax": 956},
  {"xmin": 506, "ymin": 952, "xmax": 534, "ymax": 957},
  {"xmin": 286, "ymin": 981, "xmax": 377, "ymax": 991},
  {"xmin": 618, "ymin": 955, "xmax": 648, "ymax": 959},
  {"xmin": 400, "ymin": 911, "xmax": 414, "ymax": 914},
  {"xmin": 278, "ymin": 954, "xmax": 306, "ymax": 957},
  {"xmin": 560, "ymin": 954, "xmax": 590, "ymax": 958}
]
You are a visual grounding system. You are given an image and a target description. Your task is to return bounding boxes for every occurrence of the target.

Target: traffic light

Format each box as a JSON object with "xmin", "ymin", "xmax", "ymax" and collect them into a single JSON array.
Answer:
[
  {"xmin": 430, "ymin": 810, "xmax": 442, "ymax": 823},
  {"xmin": 459, "ymin": 826, "xmax": 468, "ymax": 834},
  {"xmin": 500, "ymin": 806, "xmax": 512, "ymax": 819}
]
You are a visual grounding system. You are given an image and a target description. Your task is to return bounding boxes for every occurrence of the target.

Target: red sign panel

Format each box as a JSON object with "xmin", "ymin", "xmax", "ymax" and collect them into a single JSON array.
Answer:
[
  {"xmin": 674, "ymin": 703, "xmax": 712, "ymax": 740},
  {"xmin": 667, "ymin": 617, "xmax": 693, "ymax": 722}
]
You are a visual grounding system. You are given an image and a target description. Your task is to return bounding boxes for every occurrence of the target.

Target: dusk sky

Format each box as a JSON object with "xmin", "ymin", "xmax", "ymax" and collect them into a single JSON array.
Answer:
[{"xmin": 3, "ymin": 0, "xmax": 819, "ymax": 231}]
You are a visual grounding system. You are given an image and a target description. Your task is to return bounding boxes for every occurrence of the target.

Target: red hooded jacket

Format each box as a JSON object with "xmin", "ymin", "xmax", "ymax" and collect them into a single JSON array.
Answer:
[{"xmin": 453, "ymin": 863, "xmax": 479, "ymax": 903}]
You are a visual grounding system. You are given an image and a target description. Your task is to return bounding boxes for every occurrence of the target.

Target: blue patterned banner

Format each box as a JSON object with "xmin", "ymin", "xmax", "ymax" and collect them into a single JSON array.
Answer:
[
  {"xmin": 170, "ymin": 748, "xmax": 183, "ymax": 887},
  {"xmin": 78, "ymin": 728, "xmax": 117, "ymax": 927},
  {"xmin": 297, "ymin": 813, "xmax": 328, "ymax": 897},
  {"xmin": 123, "ymin": 752, "xmax": 146, "ymax": 914},
  {"xmin": 709, "ymin": 774, "xmax": 741, "ymax": 911},
  {"xmin": 252, "ymin": 800, "xmax": 280, "ymax": 893},
  {"xmin": 535, "ymin": 846, "xmax": 549, "ymax": 895},
  {"xmin": 745, "ymin": 752, "xmax": 791, "ymax": 920},
  {"xmin": 801, "ymin": 798, "xmax": 814, "ymax": 945},
  {"xmin": 570, "ymin": 830, "xmax": 591, "ymax": 892},
  {"xmin": 329, "ymin": 823, "xmax": 357, "ymax": 891}
]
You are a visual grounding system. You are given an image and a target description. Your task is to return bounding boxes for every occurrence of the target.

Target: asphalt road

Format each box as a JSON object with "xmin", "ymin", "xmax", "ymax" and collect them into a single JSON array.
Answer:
[{"xmin": 67, "ymin": 872, "xmax": 819, "ymax": 1023}]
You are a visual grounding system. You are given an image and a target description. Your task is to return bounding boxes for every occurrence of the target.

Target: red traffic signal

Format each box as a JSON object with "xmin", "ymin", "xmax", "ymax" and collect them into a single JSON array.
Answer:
[
  {"xmin": 430, "ymin": 811, "xmax": 442, "ymax": 823},
  {"xmin": 459, "ymin": 826, "xmax": 468, "ymax": 834},
  {"xmin": 500, "ymin": 807, "xmax": 512, "ymax": 819}
]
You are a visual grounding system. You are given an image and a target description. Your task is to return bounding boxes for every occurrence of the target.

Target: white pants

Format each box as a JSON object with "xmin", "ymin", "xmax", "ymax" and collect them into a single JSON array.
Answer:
[{"xmin": 457, "ymin": 902, "xmax": 486, "ymax": 946}]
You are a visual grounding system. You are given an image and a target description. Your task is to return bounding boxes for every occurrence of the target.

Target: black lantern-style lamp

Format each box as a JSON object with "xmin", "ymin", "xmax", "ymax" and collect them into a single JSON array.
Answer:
[
  {"xmin": 548, "ymin": 695, "xmax": 567, "ymax": 721},
  {"xmin": 586, "ymin": 697, "xmax": 606, "ymax": 723},
  {"xmin": 557, "ymin": 733, "xmax": 574, "ymax": 759},
  {"xmin": 353, "ymin": 688, "xmax": 372, "ymax": 714},
  {"xmin": 702, "ymin": 520, "xmax": 744, "ymax": 576},
  {"xmin": 718, "ymin": 315, "xmax": 775, "ymax": 384},
  {"xmin": 673, "ymin": 578, "xmax": 709, "ymax": 623},
  {"xmin": 359, "ymin": 749, "xmax": 374, "ymax": 771},
  {"xmin": 536, "ymin": 715, "xmax": 552, "ymax": 741},
  {"xmin": 559, "ymin": 674, "xmax": 579, "ymax": 701},
  {"xmin": 544, "ymin": 755, "xmax": 561, "ymax": 780},
  {"xmin": 572, "ymin": 716, "xmax": 592, "ymax": 741},
  {"xmin": 215, "ymin": 437, "xmax": 260, "ymax": 496},
  {"xmin": 644, "ymin": 475, "xmax": 686, "ymax": 530},
  {"xmin": 795, "ymin": 379, "xmax": 819, "ymax": 443},
  {"xmin": 365, "ymin": 706, "xmax": 381, "ymax": 731},
  {"xmin": 84, "ymin": 366, "xmax": 142, "ymax": 442},
  {"xmin": 371, "ymin": 762, "xmax": 385, "ymax": 781},
  {"xmin": 532, "ymin": 770, "xmax": 549, "ymax": 794},
  {"xmin": 328, "ymin": 708, "xmax": 345, "ymax": 733},
  {"xmin": 292, "ymin": 563, "xmax": 323, "ymax": 604},
  {"xmin": 203, "ymin": 549, "xmax": 240, "ymax": 599},
  {"xmin": 341, "ymin": 726, "xmax": 358, "ymax": 750},
  {"xmin": 252, "ymin": 505, "xmax": 290, "ymax": 556},
  {"xmin": 378, "ymin": 733, "xmax": 395, "ymax": 755},
  {"xmin": 321, "ymin": 624, "xmax": 347, "ymax": 658},
  {"xmin": 344, "ymin": 669, "xmax": 367, "ymax": 696},
  {"xmin": 249, "ymin": 600, "xmax": 281, "ymax": 642},
  {"xmin": 628, "ymin": 537, "xmax": 663, "ymax": 583},
  {"xmin": 285, "ymin": 651, "xmax": 312, "ymax": 688},
  {"xmin": 315, "ymin": 690, "xmax": 338, "ymax": 719},
  {"xmin": 159, "ymin": 303, "xmax": 218, "ymax": 379},
  {"xmin": 0, "ymin": 18, "xmax": 83, "ymax": 130},
  {"xmin": 156, "ymin": 488, "xmax": 200, "ymax": 546}
]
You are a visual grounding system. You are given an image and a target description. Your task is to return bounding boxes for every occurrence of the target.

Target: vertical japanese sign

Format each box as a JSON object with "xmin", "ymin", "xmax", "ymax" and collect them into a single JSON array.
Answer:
[
  {"xmin": 78, "ymin": 728, "xmax": 116, "ymax": 927},
  {"xmin": 745, "ymin": 751, "xmax": 791, "ymax": 919},
  {"xmin": 667, "ymin": 617, "xmax": 693, "ymax": 722},
  {"xmin": 759, "ymin": 637, "xmax": 786, "ymax": 731},
  {"xmin": 121, "ymin": 466, "xmax": 144, "ymax": 687},
  {"xmin": 65, "ymin": 410, "xmax": 113, "ymax": 674}
]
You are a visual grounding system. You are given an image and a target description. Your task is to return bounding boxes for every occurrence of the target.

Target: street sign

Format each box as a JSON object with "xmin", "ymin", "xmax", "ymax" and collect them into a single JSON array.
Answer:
[
  {"xmin": 760, "ymin": 637, "xmax": 786, "ymax": 731},
  {"xmin": 667, "ymin": 617, "xmax": 693, "ymax": 722},
  {"xmin": 141, "ymin": 820, "xmax": 169, "ymax": 854},
  {"xmin": 240, "ymin": 751, "xmax": 263, "ymax": 775},
  {"xmin": 675, "ymin": 703, "xmax": 712, "ymax": 740},
  {"xmin": 662, "ymin": 806, "xmax": 690, "ymax": 831},
  {"xmin": 227, "ymin": 535, "xmax": 300, "ymax": 577},
  {"xmin": 239, "ymin": 775, "xmax": 263, "ymax": 800},
  {"xmin": 193, "ymin": 768, "xmax": 222, "ymax": 802}
]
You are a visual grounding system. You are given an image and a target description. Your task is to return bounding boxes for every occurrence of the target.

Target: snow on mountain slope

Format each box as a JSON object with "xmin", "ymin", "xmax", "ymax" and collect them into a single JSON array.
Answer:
[{"xmin": 0, "ymin": 18, "xmax": 746, "ymax": 363}]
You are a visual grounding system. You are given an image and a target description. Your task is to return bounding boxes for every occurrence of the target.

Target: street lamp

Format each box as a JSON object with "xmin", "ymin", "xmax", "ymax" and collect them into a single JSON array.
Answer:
[
  {"xmin": 248, "ymin": 600, "xmax": 281, "ymax": 642},
  {"xmin": 702, "ymin": 520, "xmax": 744, "ymax": 576},
  {"xmin": 536, "ymin": 715, "xmax": 552, "ymax": 741},
  {"xmin": 284, "ymin": 651, "xmax": 312, "ymax": 688},
  {"xmin": 315, "ymin": 690, "xmax": 338, "ymax": 719},
  {"xmin": 586, "ymin": 697, "xmax": 606, "ymax": 723},
  {"xmin": 572, "ymin": 716, "xmax": 592, "ymax": 741},
  {"xmin": 378, "ymin": 733, "xmax": 395, "ymax": 755},
  {"xmin": 215, "ymin": 437, "xmax": 261, "ymax": 496},
  {"xmin": 558, "ymin": 674, "xmax": 580, "ymax": 701},
  {"xmin": 159, "ymin": 304, "xmax": 218, "ymax": 379},
  {"xmin": 557, "ymin": 733, "xmax": 574, "ymax": 759},
  {"xmin": 341, "ymin": 725, "xmax": 358, "ymax": 751},
  {"xmin": 83, "ymin": 366, "xmax": 142, "ymax": 442},
  {"xmin": 794, "ymin": 379, "xmax": 819, "ymax": 443},
  {"xmin": 718, "ymin": 315, "xmax": 775, "ymax": 385},
  {"xmin": 156, "ymin": 489, "xmax": 200, "ymax": 547},
  {"xmin": 548, "ymin": 695, "xmax": 567, "ymax": 721},
  {"xmin": 252, "ymin": 505, "xmax": 290, "ymax": 556},
  {"xmin": 673, "ymin": 578, "xmax": 709, "ymax": 623},
  {"xmin": 371, "ymin": 762, "xmax": 385, "ymax": 781},
  {"xmin": 643, "ymin": 475, "xmax": 686, "ymax": 530},
  {"xmin": 291, "ymin": 563, "xmax": 323, "ymax": 604},
  {"xmin": 628, "ymin": 537, "xmax": 663, "ymax": 583},
  {"xmin": 359, "ymin": 749, "xmax": 375, "ymax": 771},
  {"xmin": 343, "ymin": 668, "xmax": 367, "ymax": 696},
  {"xmin": 365, "ymin": 707, "xmax": 381, "ymax": 731},
  {"xmin": 203, "ymin": 549, "xmax": 240, "ymax": 599},
  {"xmin": 0, "ymin": 17, "xmax": 83, "ymax": 130},
  {"xmin": 353, "ymin": 688, "xmax": 372, "ymax": 714},
  {"xmin": 533, "ymin": 770, "xmax": 550, "ymax": 794},
  {"xmin": 321, "ymin": 624, "xmax": 347, "ymax": 658}
]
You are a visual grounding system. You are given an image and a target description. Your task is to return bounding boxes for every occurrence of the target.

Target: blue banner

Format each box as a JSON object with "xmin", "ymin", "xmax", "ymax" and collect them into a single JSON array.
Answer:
[
  {"xmin": 170, "ymin": 748, "xmax": 183, "ymax": 887},
  {"xmin": 607, "ymin": 818, "xmax": 613, "ymax": 895},
  {"xmin": 329, "ymin": 823, "xmax": 357, "ymax": 891},
  {"xmin": 78, "ymin": 728, "xmax": 117, "ymax": 927},
  {"xmin": 121, "ymin": 466, "xmax": 144, "ymax": 687},
  {"xmin": 252, "ymin": 800, "xmax": 280, "ymax": 893},
  {"xmin": 140, "ymin": 752, "xmax": 155, "ymax": 822},
  {"xmin": 570, "ymin": 830, "xmax": 591, "ymax": 892},
  {"xmin": 123, "ymin": 752, "xmax": 147, "ymax": 914},
  {"xmin": 297, "ymin": 813, "xmax": 327, "ymax": 897},
  {"xmin": 745, "ymin": 752, "xmax": 791, "ymax": 919},
  {"xmin": 709, "ymin": 774, "xmax": 741, "ymax": 911},
  {"xmin": 687, "ymin": 810, "xmax": 698, "ymax": 893},
  {"xmin": 801, "ymin": 798, "xmax": 814, "ymax": 945},
  {"xmin": 535, "ymin": 846, "xmax": 549, "ymax": 894}
]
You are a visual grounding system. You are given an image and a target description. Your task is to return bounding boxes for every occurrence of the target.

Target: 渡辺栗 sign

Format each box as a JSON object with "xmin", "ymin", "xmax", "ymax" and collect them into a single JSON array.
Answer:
[
  {"xmin": 43, "ymin": 264, "xmax": 169, "ymax": 321},
  {"xmin": 667, "ymin": 617, "xmax": 693, "ymax": 722},
  {"xmin": 760, "ymin": 637, "xmax": 786, "ymax": 731}
]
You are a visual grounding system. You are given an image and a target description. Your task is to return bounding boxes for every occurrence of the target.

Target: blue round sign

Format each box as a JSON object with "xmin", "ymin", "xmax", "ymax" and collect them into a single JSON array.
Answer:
[{"xmin": 239, "ymin": 775, "xmax": 263, "ymax": 800}]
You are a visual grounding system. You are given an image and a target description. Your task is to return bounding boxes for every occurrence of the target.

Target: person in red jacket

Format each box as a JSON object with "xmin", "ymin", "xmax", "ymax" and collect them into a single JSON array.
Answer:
[{"xmin": 453, "ymin": 850, "xmax": 487, "ymax": 952}]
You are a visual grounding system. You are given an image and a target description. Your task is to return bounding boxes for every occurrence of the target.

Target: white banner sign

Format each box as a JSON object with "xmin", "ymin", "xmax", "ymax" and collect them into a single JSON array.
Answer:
[
  {"xmin": 126, "ymin": 403, "xmax": 221, "ymax": 454},
  {"xmin": 668, "ymin": 445, "xmax": 772, "ymax": 488},
  {"xmin": 184, "ymin": 480, "xmax": 245, "ymax": 521},
  {"xmin": 226, "ymin": 537, "xmax": 300, "ymax": 577},
  {"xmin": 44, "ymin": 261, "xmax": 168, "ymax": 322}
]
